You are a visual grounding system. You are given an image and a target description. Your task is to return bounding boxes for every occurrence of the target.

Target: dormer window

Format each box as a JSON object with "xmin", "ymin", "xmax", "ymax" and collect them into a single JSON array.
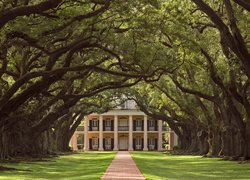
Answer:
[{"xmin": 121, "ymin": 102, "xmax": 128, "ymax": 109}]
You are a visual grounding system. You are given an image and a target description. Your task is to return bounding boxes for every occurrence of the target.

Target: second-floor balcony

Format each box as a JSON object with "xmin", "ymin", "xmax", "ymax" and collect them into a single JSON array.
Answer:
[
  {"xmin": 80, "ymin": 125, "xmax": 168, "ymax": 132},
  {"xmin": 118, "ymin": 126, "xmax": 129, "ymax": 131},
  {"xmin": 134, "ymin": 126, "xmax": 143, "ymax": 131},
  {"xmin": 76, "ymin": 126, "xmax": 84, "ymax": 131},
  {"xmin": 104, "ymin": 126, "xmax": 113, "ymax": 131},
  {"xmin": 162, "ymin": 126, "xmax": 170, "ymax": 131},
  {"xmin": 148, "ymin": 126, "xmax": 158, "ymax": 131},
  {"xmin": 89, "ymin": 126, "xmax": 99, "ymax": 131}
]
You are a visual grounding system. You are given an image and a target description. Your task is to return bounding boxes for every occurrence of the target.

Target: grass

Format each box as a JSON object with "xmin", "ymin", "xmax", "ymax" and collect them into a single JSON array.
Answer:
[
  {"xmin": 131, "ymin": 151, "xmax": 250, "ymax": 180},
  {"xmin": 0, "ymin": 151, "xmax": 116, "ymax": 180},
  {"xmin": 2, "ymin": 151, "xmax": 250, "ymax": 180}
]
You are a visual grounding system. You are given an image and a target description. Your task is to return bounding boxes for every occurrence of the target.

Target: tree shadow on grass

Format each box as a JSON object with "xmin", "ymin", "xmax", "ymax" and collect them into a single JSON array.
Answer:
[{"xmin": 0, "ymin": 166, "xmax": 16, "ymax": 171}]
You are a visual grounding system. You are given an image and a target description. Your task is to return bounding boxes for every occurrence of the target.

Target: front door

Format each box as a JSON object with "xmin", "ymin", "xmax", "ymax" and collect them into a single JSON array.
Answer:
[
  {"xmin": 135, "ymin": 138, "xmax": 142, "ymax": 150},
  {"xmin": 105, "ymin": 138, "xmax": 112, "ymax": 150},
  {"xmin": 92, "ymin": 138, "xmax": 98, "ymax": 150},
  {"xmin": 149, "ymin": 138, "xmax": 155, "ymax": 150},
  {"xmin": 119, "ymin": 136, "xmax": 128, "ymax": 150}
]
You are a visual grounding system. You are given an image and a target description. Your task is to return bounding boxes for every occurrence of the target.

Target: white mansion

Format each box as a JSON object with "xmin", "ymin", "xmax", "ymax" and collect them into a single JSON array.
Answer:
[{"xmin": 70, "ymin": 101, "xmax": 178, "ymax": 151}]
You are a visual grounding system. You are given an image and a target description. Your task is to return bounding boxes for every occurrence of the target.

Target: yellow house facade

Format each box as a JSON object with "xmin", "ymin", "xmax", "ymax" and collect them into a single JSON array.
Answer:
[{"xmin": 71, "ymin": 101, "xmax": 178, "ymax": 151}]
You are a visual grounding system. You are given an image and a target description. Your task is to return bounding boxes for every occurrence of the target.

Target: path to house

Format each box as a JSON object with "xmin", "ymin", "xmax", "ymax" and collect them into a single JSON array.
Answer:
[{"xmin": 101, "ymin": 151, "xmax": 145, "ymax": 180}]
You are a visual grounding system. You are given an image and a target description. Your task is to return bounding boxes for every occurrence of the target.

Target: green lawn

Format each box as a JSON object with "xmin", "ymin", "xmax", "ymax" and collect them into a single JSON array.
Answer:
[
  {"xmin": 131, "ymin": 151, "xmax": 250, "ymax": 180},
  {"xmin": 0, "ymin": 152, "xmax": 115, "ymax": 180}
]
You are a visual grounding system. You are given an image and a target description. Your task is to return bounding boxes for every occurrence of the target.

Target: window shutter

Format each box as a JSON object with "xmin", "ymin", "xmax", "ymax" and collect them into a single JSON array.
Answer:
[
  {"xmin": 103, "ymin": 138, "xmax": 105, "ymax": 150},
  {"xmin": 111, "ymin": 120, "xmax": 114, "ymax": 131},
  {"xmin": 103, "ymin": 120, "xmax": 106, "ymax": 131},
  {"xmin": 133, "ymin": 138, "xmax": 135, "ymax": 150},
  {"xmin": 155, "ymin": 138, "xmax": 158, "ymax": 150},
  {"xmin": 155, "ymin": 120, "xmax": 157, "ymax": 131},
  {"xmin": 89, "ymin": 120, "xmax": 92, "ymax": 131},
  {"xmin": 133, "ymin": 120, "xmax": 136, "ymax": 131},
  {"xmin": 97, "ymin": 120, "xmax": 99, "ymax": 131},
  {"xmin": 142, "ymin": 120, "xmax": 144, "ymax": 131},
  {"xmin": 142, "ymin": 138, "xmax": 144, "ymax": 150},
  {"xmin": 89, "ymin": 139, "xmax": 92, "ymax": 150},
  {"xmin": 147, "ymin": 138, "xmax": 149, "ymax": 149},
  {"xmin": 111, "ymin": 138, "xmax": 114, "ymax": 150}
]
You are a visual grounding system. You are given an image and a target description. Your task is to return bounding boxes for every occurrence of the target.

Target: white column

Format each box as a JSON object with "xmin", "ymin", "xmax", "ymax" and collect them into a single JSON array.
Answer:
[
  {"xmin": 129, "ymin": 115, "xmax": 133, "ymax": 151},
  {"xmin": 114, "ymin": 115, "xmax": 118, "ymax": 151},
  {"xmin": 99, "ymin": 115, "xmax": 104, "ymax": 151},
  {"xmin": 72, "ymin": 133, "xmax": 78, "ymax": 151},
  {"xmin": 143, "ymin": 115, "xmax": 148, "ymax": 151},
  {"xmin": 158, "ymin": 120, "xmax": 163, "ymax": 151},
  {"xmin": 84, "ymin": 118, "xmax": 89, "ymax": 151}
]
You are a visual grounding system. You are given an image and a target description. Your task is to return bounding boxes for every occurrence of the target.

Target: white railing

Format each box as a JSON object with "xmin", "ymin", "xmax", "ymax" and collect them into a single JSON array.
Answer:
[
  {"xmin": 136, "ymin": 127, "xmax": 143, "ymax": 131},
  {"xmin": 92, "ymin": 127, "xmax": 98, "ymax": 131},
  {"xmin": 118, "ymin": 126, "xmax": 129, "ymax": 131},
  {"xmin": 104, "ymin": 126, "xmax": 112, "ymax": 131},
  {"xmin": 148, "ymin": 127, "xmax": 156, "ymax": 131}
]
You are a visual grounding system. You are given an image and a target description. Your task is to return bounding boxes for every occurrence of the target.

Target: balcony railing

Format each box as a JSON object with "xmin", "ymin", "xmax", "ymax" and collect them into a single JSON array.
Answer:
[
  {"xmin": 135, "ymin": 126, "xmax": 143, "ymax": 131},
  {"xmin": 89, "ymin": 126, "xmax": 99, "ymax": 131},
  {"xmin": 162, "ymin": 126, "xmax": 170, "ymax": 131},
  {"xmin": 118, "ymin": 126, "xmax": 129, "ymax": 131},
  {"xmin": 148, "ymin": 126, "xmax": 157, "ymax": 131},
  {"xmin": 104, "ymin": 126, "xmax": 112, "ymax": 131},
  {"xmin": 86, "ymin": 125, "xmax": 169, "ymax": 131},
  {"xmin": 76, "ymin": 126, "xmax": 84, "ymax": 131}
]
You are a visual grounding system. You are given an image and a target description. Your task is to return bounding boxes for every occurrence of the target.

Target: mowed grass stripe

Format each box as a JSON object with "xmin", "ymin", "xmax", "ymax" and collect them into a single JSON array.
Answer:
[
  {"xmin": 0, "ymin": 152, "xmax": 116, "ymax": 180},
  {"xmin": 131, "ymin": 151, "xmax": 250, "ymax": 180}
]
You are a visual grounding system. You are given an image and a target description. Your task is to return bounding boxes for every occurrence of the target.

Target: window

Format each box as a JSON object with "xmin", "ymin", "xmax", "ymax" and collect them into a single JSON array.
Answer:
[
  {"xmin": 77, "ymin": 134, "xmax": 84, "ymax": 149},
  {"xmin": 121, "ymin": 102, "xmax": 127, "ymax": 109},
  {"xmin": 92, "ymin": 138, "xmax": 98, "ymax": 150},
  {"xmin": 135, "ymin": 120, "xmax": 142, "ymax": 127},
  {"xmin": 77, "ymin": 134, "xmax": 84, "ymax": 145},
  {"xmin": 92, "ymin": 119, "xmax": 98, "ymax": 127},
  {"xmin": 105, "ymin": 138, "xmax": 111, "ymax": 150},
  {"xmin": 148, "ymin": 138, "xmax": 155, "ymax": 150},
  {"xmin": 135, "ymin": 138, "xmax": 142, "ymax": 145},
  {"xmin": 135, "ymin": 119, "xmax": 143, "ymax": 131},
  {"xmin": 105, "ymin": 119, "xmax": 111, "ymax": 127},
  {"xmin": 148, "ymin": 119, "xmax": 156, "ymax": 131},
  {"xmin": 149, "ymin": 119, "xmax": 155, "ymax": 127},
  {"xmin": 76, "ymin": 126, "xmax": 84, "ymax": 131},
  {"xmin": 135, "ymin": 138, "xmax": 142, "ymax": 150},
  {"xmin": 149, "ymin": 138, "xmax": 155, "ymax": 145},
  {"xmin": 106, "ymin": 138, "xmax": 111, "ymax": 145}
]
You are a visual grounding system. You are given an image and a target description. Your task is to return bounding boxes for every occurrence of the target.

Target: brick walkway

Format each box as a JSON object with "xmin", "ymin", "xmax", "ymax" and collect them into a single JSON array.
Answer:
[{"xmin": 101, "ymin": 151, "xmax": 145, "ymax": 180}]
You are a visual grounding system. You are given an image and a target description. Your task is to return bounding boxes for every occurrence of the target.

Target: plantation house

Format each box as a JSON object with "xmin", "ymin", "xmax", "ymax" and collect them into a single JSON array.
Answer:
[{"xmin": 71, "ymin": 101, "xmax": 178, "ymax": 151}]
